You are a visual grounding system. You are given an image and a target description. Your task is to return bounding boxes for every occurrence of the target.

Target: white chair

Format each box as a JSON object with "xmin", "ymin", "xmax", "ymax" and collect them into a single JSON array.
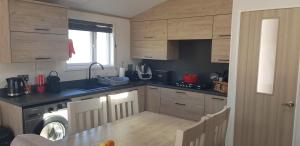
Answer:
[
  {"xmin": 175, "ymin": 106, "xmax": 230, "ymax": 146},
  {"xmin": 108, "ymin": 90, "xmax": 139, "ymax": 122},
  {"xmin": 67, "ymin": 97, "xmax": 108, "ymax": 135}
]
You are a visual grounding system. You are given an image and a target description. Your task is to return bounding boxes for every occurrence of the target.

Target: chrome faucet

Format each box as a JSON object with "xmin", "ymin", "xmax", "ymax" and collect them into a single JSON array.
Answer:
[{"xmin": 88, "ymin": 62, "xmax": 104, "ymax": 80}]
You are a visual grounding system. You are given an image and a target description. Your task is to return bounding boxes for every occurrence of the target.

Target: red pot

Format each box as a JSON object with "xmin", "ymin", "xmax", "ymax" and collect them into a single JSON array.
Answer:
[{"xmin": 183, "ymin": 73, "xmax": 199, "ymax": 84}]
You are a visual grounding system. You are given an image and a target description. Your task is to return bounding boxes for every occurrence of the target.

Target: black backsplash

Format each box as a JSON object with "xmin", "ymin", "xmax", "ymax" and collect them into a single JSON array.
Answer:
[{"xmin": 143, "ymin": 40, "xmax": 229, "ymax": 83}]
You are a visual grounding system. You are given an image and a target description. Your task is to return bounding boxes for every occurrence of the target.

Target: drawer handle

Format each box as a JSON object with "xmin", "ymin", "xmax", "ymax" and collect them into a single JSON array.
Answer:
[
  {"xmin": 218, "ymin": 34, "xmax": 231, "ymax": 37},
  {"xmin": 81, "ymin": 97, "xmax": 95, "ymax": 101},
  {"xmin": 144, "ymin": 36, "xmax": 154, "ymax": 39},
  {"xmin": 176, "ymin": 91, "xmax": 186, "ymax": 94},
  {"xmin": 35, "ymin": 57, "xmax": 51, "ymax": 60},
  {"xmin": 212, "ymin": 98, "xmax": 225, "ymax": 101},
  {"xmin": 149, "ymin": 87, "xmax": 158, "ymax": 90},
  {"xmin": 175, "ymin": 103, "xmax": 186, "ymax": 106},
  {"xmin": 217, "ymin": 59, "xmax": 230, "ymax": 62},
  {"xmin": 34, "ymin": 28, "xmax": 50, "ymax": 31}
]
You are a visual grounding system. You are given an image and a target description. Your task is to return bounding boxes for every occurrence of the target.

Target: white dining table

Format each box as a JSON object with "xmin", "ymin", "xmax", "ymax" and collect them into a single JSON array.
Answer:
[{"xmin": 57, "ymin": 111, "xmax": 196, "ymax": 146}]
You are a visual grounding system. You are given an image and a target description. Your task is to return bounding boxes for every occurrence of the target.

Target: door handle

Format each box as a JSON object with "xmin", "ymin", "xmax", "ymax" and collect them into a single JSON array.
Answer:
[{"xmin": 281, "ymin": 101, "xmax": 295, "ymax": 108}]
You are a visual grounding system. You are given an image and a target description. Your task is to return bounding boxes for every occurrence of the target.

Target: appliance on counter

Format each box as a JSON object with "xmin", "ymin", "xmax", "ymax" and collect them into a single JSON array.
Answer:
[
  {"xmin": 46, "ymin": 71, "xmax": 61, "ymax": 93},
  {"xmin": 23, "ymin": 101, "xmax": 68, "ymax": 141},
  {"xmin": 136, "ymin": 63, "xmax": 152, "ymax": 80},
  {"xmin": 152, "ymin": 70, "xmax": 173, "ymax": 84},
  {"xmin": 6, "ymin": 77, "xmax": 26, "ymax": 97},
  {"xmin": 125, "ymin": 64, "xmax": 140, "ymax": 81},
  {"xmin": 175, "ymin": 80, "xmax": 212, "ymax": 90},
  {"xmin": 183, "ymin": 73, "xmax": 199, "ymax": 84}
]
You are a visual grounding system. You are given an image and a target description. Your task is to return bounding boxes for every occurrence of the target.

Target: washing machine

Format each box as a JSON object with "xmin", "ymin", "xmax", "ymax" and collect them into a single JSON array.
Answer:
[{"xmin": 23, "ymin": 101, "xmax": 69, "ymax": 141}]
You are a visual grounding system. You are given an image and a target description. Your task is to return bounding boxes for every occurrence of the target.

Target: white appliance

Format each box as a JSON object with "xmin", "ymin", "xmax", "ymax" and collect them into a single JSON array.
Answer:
[{"xmin": 136, "ymin": 63, "xmax": 152, "ymax": 80}]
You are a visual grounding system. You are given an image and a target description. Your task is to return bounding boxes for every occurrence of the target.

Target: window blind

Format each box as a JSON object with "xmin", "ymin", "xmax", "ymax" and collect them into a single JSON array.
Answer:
[{"xmin": 69, "ymin": 19, "xmax": 113, "ymax": 33}]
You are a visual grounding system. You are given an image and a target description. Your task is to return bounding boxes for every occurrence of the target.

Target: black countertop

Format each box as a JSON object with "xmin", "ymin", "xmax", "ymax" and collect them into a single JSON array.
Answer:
[{"xmin": 0, "ymin": 81, "xmax": 226, "ymax": 109}]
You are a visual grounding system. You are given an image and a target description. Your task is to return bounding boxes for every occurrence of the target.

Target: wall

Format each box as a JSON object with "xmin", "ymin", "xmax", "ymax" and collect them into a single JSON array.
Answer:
[
  {"xmin": 0, "ymin": 10, "xmax": 133, "ymax": 88},
  {"xmin": 226, "ymin": 1, "xmax": 300, "ymax": 146},
  {"xmin": 144, "ymin": 40, "xmax": 229, "ymax": 83}
]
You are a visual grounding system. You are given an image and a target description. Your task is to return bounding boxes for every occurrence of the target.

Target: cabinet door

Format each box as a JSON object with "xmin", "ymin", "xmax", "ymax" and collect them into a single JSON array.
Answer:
[
  {"xmin": 132, "ymin": 40, "xmax": 167, "ymax": 60},
  {"xmin": 11, "ymin": 32, "xmax": 68, "ymax": 62},
  {"xmin": 205, "ymin": 95, "xmax": 227, "ymax": 114},
  {"xmin": 9, "ymin": 0, "xmax": 68, "ymax": 34},
  {"xmin": 146, "ymin": 86, "xmax": 161, "ymax": 113},
  {"xmin": 167, "ymin": 16, "xmax": 213, "ymax": 40},
  {"xmin": 132, "ymin": 20, "xmax": 167, "ymax": 41},
  {"xmin": 211, "ymin": 38, "xmax": 230, "ymax": 63},
  {"xmin": 213, "ymin": 14, "xmax": 232, "ymax": 39}
]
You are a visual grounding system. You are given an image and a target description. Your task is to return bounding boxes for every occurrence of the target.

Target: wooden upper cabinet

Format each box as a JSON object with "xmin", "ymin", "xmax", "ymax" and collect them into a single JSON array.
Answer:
[
  {"xmin": 11, "ymin": 32, "xmax": 68, "ymax": 62},
  {"xmin": 9, "ymin": 0, "xmax": 68, "ymax": 34},
  {"xmin": 213, "ymin": 14, "xmax": 232, "ymax": 39},
  {"xmin": 167, "ymin": 16, "xmax": 213, "ymax": 40},
  {"xmin": 0, "ymin": 0, "xmax": 68, "ymax": 63},
  {"xmin": 132, "ymin": 20, "xmax": 167, "ymax": 41},
  {"xmin": 131, "ymin": 41, "xmax": 178, "ymax": 60},
  {"xmin": 211, "ymin": 38, "xmax": 230, "ymax": 63}
]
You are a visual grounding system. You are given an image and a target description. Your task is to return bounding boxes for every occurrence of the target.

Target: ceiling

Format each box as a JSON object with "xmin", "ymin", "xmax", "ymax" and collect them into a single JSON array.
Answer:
[{"xmin": 44, "ymin": 0, "xmax": 167, "ymax": 18}]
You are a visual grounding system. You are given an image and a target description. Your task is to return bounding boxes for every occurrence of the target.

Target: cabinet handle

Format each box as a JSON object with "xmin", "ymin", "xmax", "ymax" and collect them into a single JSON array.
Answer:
[
  {"xmin": 218, "ymin": 34, "xmax": 231, "ymax": 37},
  {"xmin": 35, "ymin": 57, "xmax": 51, "ymax": 60},
  {"xmin": 81, "ymin": 97, "xmax": 95, "ymax": 101},
  {"xmin": 176, "ymin": 91, "xmax": 186, "ymax": 94},
  {"xmin": 34, "ymin": 28, "xmax": 50, "ymax": 31},
  {"xmin": 144, "ymin": 36, "xmax": 154, "ymax": 39},
  {"xmin": 217, "ymin": 59, "xmax": 229, "ymax": 62},
  {"xmin": 212, "ymin": 98, "xmax": 225, "ymax": 101},
  {"xmin": 175, "ymin": 103, "xmax": 186, "ymax": 106},
  {"xmin": 149, "ymin": 87, "xmax": 158, "ymax": 90}
]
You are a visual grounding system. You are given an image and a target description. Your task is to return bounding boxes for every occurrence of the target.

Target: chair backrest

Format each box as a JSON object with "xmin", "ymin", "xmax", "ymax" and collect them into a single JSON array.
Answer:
[
  {"xmin": 204, "ymin": 106, "xmax": 230, "ymax": 146},
  {"xmin": 175, "ymin": 106, "xmax": 230, "ymax": 146},
  {"xmin": 108, "ymin": 90, "xmax": 139, "ymax": 122},
  {"xmin": 67, "ymin": 97, "xmax": 108, "ymax": 135}
]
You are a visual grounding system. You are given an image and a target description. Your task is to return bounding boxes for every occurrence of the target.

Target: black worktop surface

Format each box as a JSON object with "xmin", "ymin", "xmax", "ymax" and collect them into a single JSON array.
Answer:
[{"xmin": 0, "ymin": 80, "xmax": 226, "ymax": 109}]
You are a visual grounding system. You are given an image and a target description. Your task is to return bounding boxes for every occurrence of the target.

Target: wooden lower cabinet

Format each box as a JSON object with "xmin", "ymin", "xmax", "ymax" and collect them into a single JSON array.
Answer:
[
  {"xmin": 160, "ymin": 88, "xmax": 205, "ymax": 121},
  {"xmin": 145, "ymin": 86, "xmax": 161, "ymax": 113},
  {"xmin": 204, "ymin": 95, "xmax": 227, "ymax": 114}
]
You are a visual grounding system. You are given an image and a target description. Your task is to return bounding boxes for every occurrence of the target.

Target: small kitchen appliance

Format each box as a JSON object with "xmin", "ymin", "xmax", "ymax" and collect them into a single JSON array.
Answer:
[
  {"xmin": 152, "ymin": 70, "xmax": 173, "ymax": 84},
  {"xmin": 136, "ymin": 63, "xmax": 152, "ymax": 80},
  {"xmin": 6, "ymin": 77, "xmax": 26, "ymax": 97},
  {"xmin": 46, "ymin": 71, "xmax": 61, "ymax": 93}
]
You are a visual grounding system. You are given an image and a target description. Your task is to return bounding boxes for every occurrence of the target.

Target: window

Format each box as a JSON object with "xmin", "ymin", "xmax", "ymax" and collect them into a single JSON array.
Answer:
[{"xmin": 67, "ymin": 19, "xmax": 114, "ymax": 69}]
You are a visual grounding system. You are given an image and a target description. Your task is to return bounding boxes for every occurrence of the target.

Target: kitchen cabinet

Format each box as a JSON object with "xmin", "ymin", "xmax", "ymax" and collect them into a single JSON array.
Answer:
[
  {"xmin": 9, "ymin": 0, "xmax": 68, "ymax": 34},
  {"xmin": 131, "ymin": 41, "xmax": 178, "ymax": 60},
  {"xmin": 131, "ymin": 20, "xmax": 179, "ymax": 60},
  {"xmin": 11, "ymin": 32, "xmax": 68, "ymax": 62},
  {"xmin": 211, "ymin": 38, "xmax": 230, "ymax": 63},
  {"xmin": 205, "ymin": 95, "xmax": 227, "ymax": 114},
  {"xmin": 146, "ymin": 86, "xmax": 161, "ymax": 113},
  {"xmin": 132, "ymin": 20, "xmax": 167, "ymax": 41},
  {"xmin": 213, "ymin": 14, "xmax": 232, "ymax": 39},
  {"xmin": 167, "ymin": 16, "xmax": 214, "ymax": 40},
  {"xmin": 211, "ymin": 14, "xmax": 231, "ymax": 63},
  {"xmin": 0, "ymin": 0, "xmax": 68, "ymax": 63},
  {"xmin": 160, "ymin": 88, "xmax": 205, "ymax": 121}
]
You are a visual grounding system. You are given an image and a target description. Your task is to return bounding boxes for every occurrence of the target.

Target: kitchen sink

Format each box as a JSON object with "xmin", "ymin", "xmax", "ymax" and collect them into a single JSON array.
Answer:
[{"xmin": 77, "ymin": 79, "xmax": 111, "ymax": 91}]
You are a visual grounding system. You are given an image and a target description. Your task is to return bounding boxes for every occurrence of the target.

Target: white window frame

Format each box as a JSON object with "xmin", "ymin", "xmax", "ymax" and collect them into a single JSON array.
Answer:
[{"xmin": 66, "ymin": 30, "xmax": 115, "ymax": 71}]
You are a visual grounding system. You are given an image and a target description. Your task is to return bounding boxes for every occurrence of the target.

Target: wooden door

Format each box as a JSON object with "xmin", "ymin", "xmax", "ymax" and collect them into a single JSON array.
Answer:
[
  {"xmin": 235, "ymin": 8, "xmax": 300, "ymax": 146},
  {"xmin": 131, "ymin": 20, "xmax": 167, "ymax": 41}
]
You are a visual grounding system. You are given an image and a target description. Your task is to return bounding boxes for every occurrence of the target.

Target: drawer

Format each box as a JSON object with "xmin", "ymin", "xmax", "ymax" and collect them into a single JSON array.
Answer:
[
  {"xmin": 9, "ymin": 0, "xmax": 68, "ymax": 34},
  {"xmin": 160, "ymin": 88, "xmax": 205, "ymax": 121}
]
